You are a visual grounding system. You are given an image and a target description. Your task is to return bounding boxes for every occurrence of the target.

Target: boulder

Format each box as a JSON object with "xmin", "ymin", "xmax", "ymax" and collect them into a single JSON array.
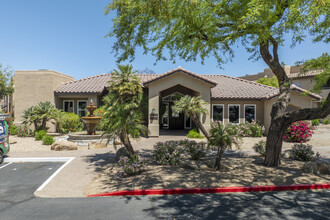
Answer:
[
  {"xmin": 88, "ymin": 142, "xmax": 107, "ymax": 149},
  {"xmin": 179, "ymin": 160, "xmax": 199, "ymax": 170},
  {"xmin": 115, "ymin": 147, "xmax": 130, "ymax": 162},
  {"xmin": 301, "ymin": 161, "xmax": 330, "ymax": 175},
  {"xmin": 282, "ymin": 150, "xmax": 293, "ymax": 159},
  {"xmin": 51, "ymin": 141, "xmax": 78, "ymax": 151}
]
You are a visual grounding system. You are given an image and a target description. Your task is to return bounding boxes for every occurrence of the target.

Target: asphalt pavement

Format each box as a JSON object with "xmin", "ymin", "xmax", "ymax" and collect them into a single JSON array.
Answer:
[{"xmin": 0, "ymin": 162, "xmax": 329, "ymax": 220}]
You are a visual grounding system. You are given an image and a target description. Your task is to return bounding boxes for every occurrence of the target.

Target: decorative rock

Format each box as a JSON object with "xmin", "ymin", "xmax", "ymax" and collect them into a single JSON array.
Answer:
[
  {"xmin": 179, "ymin": 160, "xmax": 199, "ymax": 170},
  {"xmin": 51, "ymin": 141, "xmax": 78, "ymax": 151},
  {"xmin": 88, "ymin": 142, "xmax": 107, "ymax": 149},
  {"xmin": 115, "ymin": 147, "xmax": 130, "ymax": 162},
  {"xmin": 301, "ymin": 161, "xmax": 330, "ymax": 175},
  {"xmin": 282, "ymin": 150, "xmax": 293, "ymax": 159}
]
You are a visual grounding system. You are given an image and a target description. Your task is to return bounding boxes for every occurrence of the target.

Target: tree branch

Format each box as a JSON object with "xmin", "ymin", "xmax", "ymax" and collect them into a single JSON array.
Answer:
[
  {"xmin": 284, "ymin": 93, "xmax": 330, "ymax": 125},
  {"xmin": 217, "ymin": 23, "xmax": 234, "ymax": 28},
  {"xmin": 269, "ymin": 36, "xmax": 279, "ymax": 62}
]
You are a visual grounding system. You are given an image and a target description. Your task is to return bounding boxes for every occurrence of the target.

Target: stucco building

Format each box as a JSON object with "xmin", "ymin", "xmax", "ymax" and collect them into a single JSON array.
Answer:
[{"xmin": 13, "ymin": 67, "xmax": 321, "ymax": 136}]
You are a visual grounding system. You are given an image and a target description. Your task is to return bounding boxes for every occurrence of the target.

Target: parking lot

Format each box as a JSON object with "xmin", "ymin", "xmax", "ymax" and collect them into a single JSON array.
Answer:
[{"xmin": 0, "ymin": 161, "xmax": 329, "ymax": 220}]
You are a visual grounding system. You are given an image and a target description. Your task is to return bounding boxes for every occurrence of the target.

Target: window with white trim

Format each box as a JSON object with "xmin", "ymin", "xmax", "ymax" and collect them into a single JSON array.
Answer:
[
  {"xmin": 77, "ymin": 101, "xmax": 88, "ymax": 117},
  {"xmin": 228, "ymin": 105, "xmax": 240, "ymax": 124},
  {"xmin": 63, "ymin": 100, "xmax": 74, "ymax": 113},
  {"xmin": 244, "ymin": 105, "xmax": 256, "ymax": 123},
  {"xmin": 212, "ymin": 104, "xmax": 224, "ymax": 123}
]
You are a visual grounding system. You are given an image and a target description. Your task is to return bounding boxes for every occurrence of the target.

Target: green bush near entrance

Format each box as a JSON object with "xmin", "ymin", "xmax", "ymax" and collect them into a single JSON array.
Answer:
[
  {"xmin": 187, "ymin": 128, "xmax": 204, "ymax": 139},
  {"xmin": 42, "ymin": 135, "xmax": 55, "ymax": 145},
  {"xmin": 35, "ymin": 130, "xmax": 47, "ymax": 140}
]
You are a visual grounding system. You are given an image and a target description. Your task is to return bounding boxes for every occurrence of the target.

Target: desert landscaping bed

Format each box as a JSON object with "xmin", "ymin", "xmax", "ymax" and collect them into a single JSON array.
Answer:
[{"xmin": 84, "ymin": 155, "xmax": 330, "ymax": 196}]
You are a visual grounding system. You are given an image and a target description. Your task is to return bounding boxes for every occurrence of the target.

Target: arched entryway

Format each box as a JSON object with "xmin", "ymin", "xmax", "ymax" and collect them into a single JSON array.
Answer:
[{"xmin": 159, "ymin": 85, "xmax": 199, "ymax": 130}]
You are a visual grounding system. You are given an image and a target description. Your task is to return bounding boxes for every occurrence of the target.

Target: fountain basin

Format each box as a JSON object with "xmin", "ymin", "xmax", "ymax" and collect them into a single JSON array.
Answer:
[{"xmin": 81, "ymin": 116, "xmax": 101, "ymax": 135}]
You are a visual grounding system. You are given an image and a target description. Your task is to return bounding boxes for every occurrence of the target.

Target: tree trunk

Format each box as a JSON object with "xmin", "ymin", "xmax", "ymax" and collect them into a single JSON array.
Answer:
[
  {"xmin": 214, "ymin": 145, "xmax": 225, "ymax": 170},
  {"xmin": 264, "ymin": 119, "xmax": 286, "ymax": 166},
  {"xmin": 42, "ymin": 117, "xmax": 47, "ymax": 130},
  {"xmin": 120, "ymin": 132, "xmax": 136, "ymax": 156},
  {"xmin": 189, "ymin": 113, "xmax": 210, "ymax": 140}
]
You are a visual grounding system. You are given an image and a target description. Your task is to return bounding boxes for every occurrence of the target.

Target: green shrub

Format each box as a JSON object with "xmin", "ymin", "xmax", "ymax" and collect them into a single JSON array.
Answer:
[
  {"xmin": 153, "ymin": 141, "xmax": 184, "ymax": 165},
  {"xmin": 180, "ymin": 139, "xmax": 208, "ymax": 160},
  {"xmin": 117, "ymin": 154, "xmax": 147, "ymax": 177},
  {"xmin": 253, "ymin": 140, "xmax": 266, "ymax": 157},
  {"xmin": 57, "ymin": 112, "xmax": 83, "ymax": 134},
  {"xmin": 35, "ymin": 130, "xmax": 47, "ymax": 140},
  {"xmin": 323, "ymin": 119, "xmax": 330, "ymax": 124},
  {"xmin": 42, "ymin": 135, "xmax": 54, "ymax": 145},
  {"xmin": 238, "ymin": 121, "xmax": 265, "ymax": 137},
  {"xmin": 291, "ymin": 144, "xmax": 321, "ymax": 162},
  {"xmin": 9, "ymin": 124, "xmax": 18, "ymax": 135},
  {"xmin": 311, "ymin": 119, "xmax": 320, "ymax": 126},
  {"xmin": 187, "ymin": 128, "xmax": 204, "ymax": 139}
]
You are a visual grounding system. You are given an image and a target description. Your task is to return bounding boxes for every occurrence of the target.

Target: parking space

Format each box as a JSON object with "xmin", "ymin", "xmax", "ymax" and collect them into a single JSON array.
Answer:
[{"xmin": 0, "ymin": 162, "xmax": 64, "ymax": 213}]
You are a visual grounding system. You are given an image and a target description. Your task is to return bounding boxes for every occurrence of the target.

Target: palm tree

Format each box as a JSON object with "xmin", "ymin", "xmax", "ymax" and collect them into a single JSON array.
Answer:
[
  {"xmin": 208, "ymin": 123, "xmax": 241, "ymax": 170},
  {"xmin": 102, "ymin": 64, "xmax": 148, "ymax": 156},
  {"xmin": 34, "ymin": 101, "xmax": 57, "ymax": 131},
  {"xmin": 172, "ymin": 95, "xmax": 210, "ymax": 140},
  {"xmin": 22, "ymin": 106, "xmax": 40, "ymax": 131}
]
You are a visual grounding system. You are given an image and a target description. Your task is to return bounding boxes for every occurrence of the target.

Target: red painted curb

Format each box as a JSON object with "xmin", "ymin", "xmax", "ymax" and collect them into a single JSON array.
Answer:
[{"xmin": 87, "ymin": 183, "xmax": 330, "ymax": 197}]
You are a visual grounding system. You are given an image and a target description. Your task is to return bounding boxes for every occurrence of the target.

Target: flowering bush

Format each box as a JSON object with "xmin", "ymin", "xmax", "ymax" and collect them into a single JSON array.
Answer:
[
  {"xmin": 283, "ymin": 121, "xmax": 313, "ymax": 143},
  {"xmin": 238, "ymin": 121, "xmax": 265, "ymax": 137},
  {"xmin": 253, "ymin": 140, "xmax": 266, "ymax": 156},
  {"xmin": 153, "ymin": 141, "xmax": 184, "ymax": 165},
  {"xmin": 180, "ymin": 139, "xmax": 208, "ymax": 160},
  {"xmin": 17, "ymin": 125, "xmax": 33, "ymax": 137},
  {"xmin": 117, "ymin": 154, "xmax": 147, "ymax": 177},
  {"xmin": 291, "ymin": 144, "xmax": 321, "ymax": 162}
]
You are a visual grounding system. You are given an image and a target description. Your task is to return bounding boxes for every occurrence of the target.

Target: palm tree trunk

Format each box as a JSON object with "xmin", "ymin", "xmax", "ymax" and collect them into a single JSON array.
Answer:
[
  {"xmin": 120, "ymin": 132, "xmax": 136, "ymax": 156},
  {"xmin": 42, "ymin": 117, "xmax": 47, "ymax": 130},
  {"xmin": 189, "ymin": 113, "xmax": 210, "ymax": 140},
  {"xmin": 214, "ymin": 145, "xmax": 225, "ymax": 170}
]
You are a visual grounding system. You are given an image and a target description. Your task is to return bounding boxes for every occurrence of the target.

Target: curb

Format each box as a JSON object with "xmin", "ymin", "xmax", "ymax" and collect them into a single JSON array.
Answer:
[{"xmin": 87, "ymin": 183, "xmax": 330, "ymax": 197}]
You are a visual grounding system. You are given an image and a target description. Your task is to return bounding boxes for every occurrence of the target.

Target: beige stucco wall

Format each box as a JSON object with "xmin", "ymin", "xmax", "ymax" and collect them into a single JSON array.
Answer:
[
  {"xmin": 147, "ymin": 72, "xmax": 212, "ymax": 137},
  {"xmin": 263, "ymin": 91, "xmax": 314, "ymax": 133},
  {"xmin": 292, "ymin": 78, "xmax": 316, "ymax": 91},
  {"xmin": 13, "ymin": 70, "xmax": 74, "ymax": 131},
  {"xmin": 211, "ymin": 100, "xmax": 264, "ymax": 124}
]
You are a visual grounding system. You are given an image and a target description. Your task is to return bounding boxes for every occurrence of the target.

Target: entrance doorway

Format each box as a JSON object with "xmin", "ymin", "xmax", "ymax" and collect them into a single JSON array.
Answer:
[{"xmin": 161, "ymin": 93, "xmax": 192, "ymax": 130}]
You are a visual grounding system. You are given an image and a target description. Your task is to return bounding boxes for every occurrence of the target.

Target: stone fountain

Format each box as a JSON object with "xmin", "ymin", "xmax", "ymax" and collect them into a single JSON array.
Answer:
[
  {"xmin": 81, "ymin": 100, "xmax": 101, "ymax": 135},
  {"xmin": 67, "ymin": 100, "xmax": 105, "ymax": 146}
]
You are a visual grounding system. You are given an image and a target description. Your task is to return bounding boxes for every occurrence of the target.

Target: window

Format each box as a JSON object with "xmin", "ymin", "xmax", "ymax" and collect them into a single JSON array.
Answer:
[
  {"xmin": 77, "ymin": 101, "xmax": 88, "ymax": 117},
  {"xmin": 162, "ymin": 92, "xmax": 184, "ymax": 102},
  {"xmin": 162, "ymin": 103, "xmax": 169, "ymax": 128},
  {"xmin": 293, "ymin": 81, "xmax": 301, "ymax": 87},
  {"xmin": 244, "ymin": 105, "xmax": 256, "ymax": 123},
  {"xmin": 63, "ymin": 100, "xmax": 74, "ymax": 113},
  {"xmin": 228, "ymin": 105, "xmax": 240, "ymax": 124},
  {"xmin": 212, "ymin": 104, "xmax": 224, "ymax": 123}
]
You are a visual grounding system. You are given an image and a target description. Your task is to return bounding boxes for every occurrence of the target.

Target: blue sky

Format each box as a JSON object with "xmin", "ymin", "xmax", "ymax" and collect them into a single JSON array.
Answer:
[{"xmin": 0, "ymin": 0, "xmax": 329, "ymax": 80}]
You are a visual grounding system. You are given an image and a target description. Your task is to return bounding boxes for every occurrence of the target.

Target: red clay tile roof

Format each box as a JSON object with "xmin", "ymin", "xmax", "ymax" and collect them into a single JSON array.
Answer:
[
  {"xmin": 55, "ymin": 73, "xmax": 156, "ymax": 94},
  {"xmin": 142, "ymin": 67, "xmax": 217, "ymax": 87},
  {"xmin": 54, "ymin": 68, "xmax": 321, "ymax": 101}
]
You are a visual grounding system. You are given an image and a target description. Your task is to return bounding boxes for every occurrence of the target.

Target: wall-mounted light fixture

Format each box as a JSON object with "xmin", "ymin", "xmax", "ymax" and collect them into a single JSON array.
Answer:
[{"xmin": 151, "ymin": 108, "xmax": 156, "ymax": 114}]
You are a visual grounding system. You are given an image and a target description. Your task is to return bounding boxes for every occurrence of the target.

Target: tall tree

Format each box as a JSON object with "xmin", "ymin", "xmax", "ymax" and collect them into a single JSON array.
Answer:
[
  {"xmin": 102, "ymin": 64, "xmax": 148, "ymax": 156},
  {"xmin": 106, "ymin": 0, "xmax": 329, "ymax": 166},
  {"xmin": 0, "ymin": 64, "xmax": 14, "ymax": 98},
  {"xmin": 172, "ymin": 95, "xmax": 210, "ymax": 140}
]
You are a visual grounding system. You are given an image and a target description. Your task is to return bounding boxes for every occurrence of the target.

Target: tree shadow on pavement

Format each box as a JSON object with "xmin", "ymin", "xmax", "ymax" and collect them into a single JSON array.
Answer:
[{"xmin": 142, "ymin": 190, "xmax": 330, "ymax": 219}]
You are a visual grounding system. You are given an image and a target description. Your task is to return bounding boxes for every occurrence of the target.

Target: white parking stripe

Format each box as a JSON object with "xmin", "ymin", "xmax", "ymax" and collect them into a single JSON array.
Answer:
[
  {"xmin": 36, "ymin": 157, "xmax": 75, "ymax": 192},
  {"xmin": 0, "ymin": 162, "xmax": 13, "ymax": 170}
]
